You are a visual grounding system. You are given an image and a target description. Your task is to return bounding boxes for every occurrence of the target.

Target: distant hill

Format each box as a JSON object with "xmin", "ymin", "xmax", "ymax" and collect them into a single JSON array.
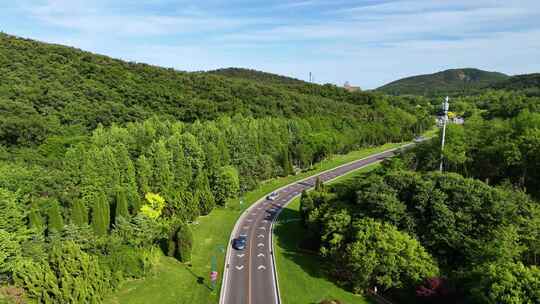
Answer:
[
  {"xmin": 488, "ymin": 73, "xmax": 540, "ymax": 96},
  {"xmin": 208, "ymin": 67, "xmax": 306, "ymax": 85},
  {"xmin": 377, "ymin": 68, "xmax": 509, "ymax": 96}
]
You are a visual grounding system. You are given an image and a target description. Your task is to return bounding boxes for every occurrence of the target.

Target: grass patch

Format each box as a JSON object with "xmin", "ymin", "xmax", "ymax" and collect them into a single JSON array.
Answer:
[
  {"xmin": 273, "ymin": 164, "xmax": 378, "ymax": 304},
  {"xmin": 104, "ymin": 143, "xmax": 404, "ymax": 304}
]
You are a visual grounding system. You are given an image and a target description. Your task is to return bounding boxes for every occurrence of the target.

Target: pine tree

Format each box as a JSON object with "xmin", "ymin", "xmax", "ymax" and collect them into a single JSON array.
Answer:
[
  {"xmin": 299, "ymin": 190, "xmax": 314, "ymax": 226},
  {"xmin": 0, "ymin": 189, "xmax": 25, "ymax": 233},
  {"xmin": 137, "ymin": 155, "xmax": 152, "ymax": 195},
  {"xmin": 315, "ymin": 176, "xmax": 325, "ymax": 192},
  {"xmin": 281, "ymin": 146, "xmax": 293, "ymax": 176},
  {"xmin": 115, "ymin": 186, "xmax": 129, "ymax": 222},
  {"xmin": 71, "ymin": 198, "xmax": 88, "ymax": 226},
  {"xmin": 150, "ymin": 140, "xmax": 173, "ymax": 196},
  {"xmin": 194, "ymin": 171, "xmax": 216, "ymax": 216},
  {"xmin": 91, "ymin": 191, "xmax": 110, "ymax": 236},
  {"xmin": 28, "ymin": 201, "xmax": 44, "ymax": 231},
  {"xmin": 176, "ymin": 222, "xmax": 193, "ymax": 263},
  {"xmin": 115, "ymin": 144, "xmax": 140, "ymax": 213},
  {"xmin": 47, "ymin": 200, "xmax": 64, "ymax": 233}
]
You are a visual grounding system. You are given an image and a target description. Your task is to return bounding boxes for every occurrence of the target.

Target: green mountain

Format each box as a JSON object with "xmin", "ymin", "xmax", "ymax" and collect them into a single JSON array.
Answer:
[
  {"xmin": 0, "ymin": 33, "xmax": 387, "ymax": 147},
  {"xmin": 377, "ymin": 68, "xmax": 509, "ymax": 96},
  {"xmin": 489, "ymin": 73, "xmax": 540, "ymax": 96}
]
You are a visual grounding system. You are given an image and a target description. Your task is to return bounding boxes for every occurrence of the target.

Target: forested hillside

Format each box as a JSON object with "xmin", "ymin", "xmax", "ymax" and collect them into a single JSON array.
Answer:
[
  {"xmin": 377, "ymin": 68, "xmax": 509, "ymax": 96},
  {"xmin": 0, "ymin": 33, "xmax": 426, "ymax": 149},
  {"xmin": 0, "ymin": 33, "xmax": 433, "ymax": 303},
  {"xmin": 208, "ymin": 67, "xmax": 306, "ymax": 85},
  {"xmin": 488, "ymin": 73, "xmax": 540, "ymax": 96}
]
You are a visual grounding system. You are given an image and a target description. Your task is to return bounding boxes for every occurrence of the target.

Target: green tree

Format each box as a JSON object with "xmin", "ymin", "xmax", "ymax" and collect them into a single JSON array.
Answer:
[
  {"xmin": 91, "ymin": 191, "xmax": 110, "ymax": 236},
  {"xmin": 194, "ymin": 170, "xmax": 215, "ymax": 216},
  {"xmin": 315, "ymin": 176, "xmax": 325, "ymax": 192},
  {"xmin": 0, "ymin": 188, "xmax": 25, "ymax": 233},
  {"xmin": 299, "ymin": 190, "xmax": 314, "ymax": 226},
  {"xmin": 213, "ymin": 166, "xmax": 240, "ymax": 206},
  {"xmin": 470, "ymin": 262, "xmax": 540, "ymax": 304},
  {"xmin": 136, "ymin": 155, "xmax": 152, "ymax": 195},
  {"xmin": 71, "ymin": 198, "xmax": 88, "ymax": 227},
  {"xmin": 115, "ymin": 186, "xmax": 129, "ymax": 222},
  {"xmin": 47, "ymin": 199, "xmax": 64, "ymax": 233},
  {"xmin": 176, "ymin": 222, "xmax": 193, "ymax": 263},
  {"xmin": 344, "ymin": 218, "xmax": 438, "ymax": 293},
  {"xmin": 281, "ymin": 145, "xmax": 293, "ymax": 176}
]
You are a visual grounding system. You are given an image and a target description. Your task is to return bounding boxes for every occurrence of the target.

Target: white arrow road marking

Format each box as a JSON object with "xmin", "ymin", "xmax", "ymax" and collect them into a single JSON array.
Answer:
[
  {"xmin": 257, "ymin": 243, "xmax": 264, "ymax": 247},
  {"xmin": 257, "ymin": 234, "xmax": 264, "ymax": 238},
  {"xmin": 257, "ymin": 253, "xmax": 265, "ymax": 257},
  {"xmin": 243, "ymin": 226, "xmax": 249, "ymax": 229},
  {"xmin": 237, "ymin": 254, "xmax": 245, "ymax": 258},
  {"xmin": 258, "ymin": 265, "xmax": 266, "ymax": 270},
  {"xmin": 263, "ymin": 220, "xmax": 269, "ymax": 223},
  {"xmin": 257, "ymin": 207, "xmax": 262, "ymax": 210},
  {"xmin": 252, "ymin": 213, "xmax": 257, "ymax": 216},
  {"xmin": 258, "ymin": 226, "xmax": 266, "ymax": 230},
  {"xmin": 236, "ymin": 265, "xmax": 244, "ymax": 270}
]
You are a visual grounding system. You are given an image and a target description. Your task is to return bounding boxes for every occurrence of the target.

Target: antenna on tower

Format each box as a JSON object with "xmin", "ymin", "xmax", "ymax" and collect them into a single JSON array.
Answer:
[{"xmin": 309, "ymin": 72, "xmax": 312, "ymax": 83}]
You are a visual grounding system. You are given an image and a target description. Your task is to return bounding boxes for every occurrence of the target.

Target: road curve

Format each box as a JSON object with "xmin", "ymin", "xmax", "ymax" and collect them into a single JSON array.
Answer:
[{"xmin": 219, "ymin": 145, "xmax": 411, "ymax": 304}]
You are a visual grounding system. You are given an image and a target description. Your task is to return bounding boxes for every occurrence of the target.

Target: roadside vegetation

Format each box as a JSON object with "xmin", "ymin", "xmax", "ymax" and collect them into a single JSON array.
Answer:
[
  {"xmin": 274, "ymin": 164, "xmax": 380, "ymax": 304},
  {"xmin": 291, "ymin": 89, "xmax": 540, "ymax": 304},
  {"xmin": 105, "ymin": 143, "xmax": 402, "ymax": 304}
]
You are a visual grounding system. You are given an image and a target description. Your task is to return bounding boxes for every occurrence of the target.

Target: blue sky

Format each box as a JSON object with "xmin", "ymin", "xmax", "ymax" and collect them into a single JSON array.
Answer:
[{"xmin": 1, "ymin": 0, "xmax": 539, "ymax": 88}]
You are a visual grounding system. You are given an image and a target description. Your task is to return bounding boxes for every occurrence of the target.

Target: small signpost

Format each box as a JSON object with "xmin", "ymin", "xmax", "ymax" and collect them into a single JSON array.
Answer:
[{"xmin": 210, "ymin": 244, "xmax": 225, "ymax": 292}]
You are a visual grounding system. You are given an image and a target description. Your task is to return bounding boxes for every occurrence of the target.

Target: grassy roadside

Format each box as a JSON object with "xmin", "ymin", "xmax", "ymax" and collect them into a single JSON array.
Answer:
[
  {"xmin": 273, "ymin": 164, "xmax": 379, "ymax": 304},
  {"xmin": 104, "ymin": 142, "xmax": 405, "ymax": 304}
]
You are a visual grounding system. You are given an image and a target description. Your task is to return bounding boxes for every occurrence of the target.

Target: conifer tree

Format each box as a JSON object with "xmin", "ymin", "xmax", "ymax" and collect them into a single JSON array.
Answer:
[
  {"xmin": 115, "ymin": 186, "xmax": 129, "ymax": 222},
  {"xmin": 137, "ymin": 155, "xmax": 152, "ymax": 194},
  {"xmin": 315, "ymin": 176, "xmax": 325, "ymax": 192},
  {"xmin": 194, "ymin": 171, "xmax": 216, "ymax": 216},
  {"xmin": 91, "ymin": 191, "xmax": 110, "ymax": 236},
  {"xmin": 281, "ymin": 146, "xmax": 293, "ymax": 176},
  {"xmin": 71, "ymin": 198, "xmax": 88, "ymax": 226},
  {"xmin": 299, "ymin": 190, "xmax": 314, "ymax": 226},
  {"xmin": 28, "ymin": 201, "xmax": 44, "ymax": 231},
  {"xmin": 47, "ymin": 200, "xmax": 64, "ymax": 233},
  {"xmin": 150, "ymin": 140, "xmax": 173, "ymax": 196},
  {"xmin": 176, "ymin": 222, "xmax": 193, "ymax": 263},
  {"xmin": 0, "ymin": 189, "xmax": 25, "ymax": 233}
]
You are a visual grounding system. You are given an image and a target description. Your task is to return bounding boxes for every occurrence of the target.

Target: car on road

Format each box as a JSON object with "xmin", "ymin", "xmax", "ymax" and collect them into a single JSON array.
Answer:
[
  {"xmin": 267, "ymin": 192, "xmax": 278, "ymax": 201},
  {"xmin": 232, "ymin": 234, "xmax": 248, "ymax": 250},
  {"xmin": 414, "ymin": 136, "xmax": 425, "ymax": 143}
]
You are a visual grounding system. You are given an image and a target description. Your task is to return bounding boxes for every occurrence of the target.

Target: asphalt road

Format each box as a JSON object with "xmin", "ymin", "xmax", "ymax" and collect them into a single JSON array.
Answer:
[{"xmin": 220, "ymin": 145, "xmax": 410, "ymax": 304}]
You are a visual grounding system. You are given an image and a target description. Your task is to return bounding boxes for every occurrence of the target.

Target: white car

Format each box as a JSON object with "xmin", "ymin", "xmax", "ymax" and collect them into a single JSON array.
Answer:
[{"xmin": 267, "ymin": 192, "xmax": 278, "ymax": 201}]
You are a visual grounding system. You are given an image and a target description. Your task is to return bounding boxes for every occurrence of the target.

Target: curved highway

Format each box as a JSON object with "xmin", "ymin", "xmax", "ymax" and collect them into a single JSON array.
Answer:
[{"xmin": 219, "ymin": 145, "xmax": 411, "ymax": 304}]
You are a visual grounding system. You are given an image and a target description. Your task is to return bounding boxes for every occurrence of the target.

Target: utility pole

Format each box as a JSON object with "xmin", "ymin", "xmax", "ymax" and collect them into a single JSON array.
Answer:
[
  {"xmin": 439, "ymin": 96, "xmax": 449, "ymax": 172},
  {"xmin": 309, "ymin": 72, "xmax": 312, "ymax": 83}
]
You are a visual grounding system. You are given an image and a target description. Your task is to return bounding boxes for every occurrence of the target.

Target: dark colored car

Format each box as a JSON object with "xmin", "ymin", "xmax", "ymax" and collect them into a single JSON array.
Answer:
[{"xmin": 232, "ymin": 235, "xmax": 248, "ymax": 250}]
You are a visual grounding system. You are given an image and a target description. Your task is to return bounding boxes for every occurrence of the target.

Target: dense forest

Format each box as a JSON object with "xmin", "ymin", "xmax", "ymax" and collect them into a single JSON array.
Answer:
[
  {"xmin": 0, "ymin": 33, "xmax": 433, "ymax": 303},
  {"xmin": 301, "ymin": 168, "xmax": 540, "ymax": 303},
  {"xmin": 297, "ymin": 87, "xmax": 540, "ymax": 303},
  {"xmin": 376, "ymin": 68, "xmax": 509, "ymax": 97}
]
